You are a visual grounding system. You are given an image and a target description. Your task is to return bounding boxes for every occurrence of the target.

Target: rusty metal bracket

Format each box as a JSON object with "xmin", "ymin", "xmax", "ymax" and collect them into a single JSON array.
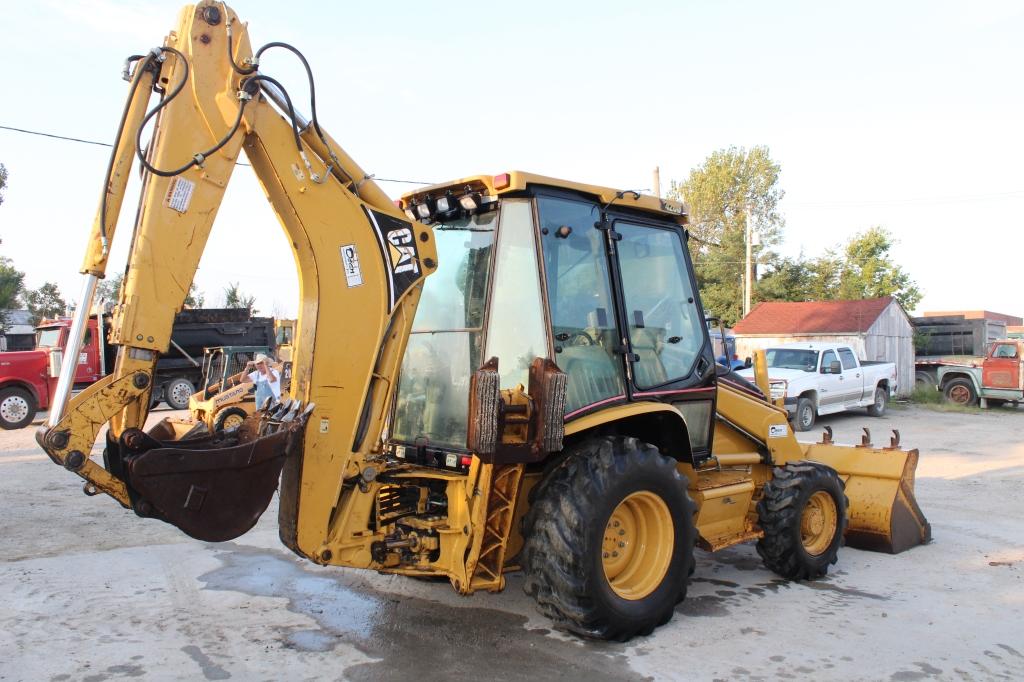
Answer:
[
  {"xmin": 885, "ymin": 429, "xmax": 902, "ymax": 450},
  {"xmin": 856, "ymin": 427, "xmax": 872, "ymax": 448},
  {"xmin": 819, "ymin": 425, "xmax": 833, "ymax": 445}
]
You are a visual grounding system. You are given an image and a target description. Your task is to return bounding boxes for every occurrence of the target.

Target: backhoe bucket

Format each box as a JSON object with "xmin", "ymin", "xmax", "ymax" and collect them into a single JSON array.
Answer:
[
  {"xmin": 802, "ymin": 438, "xmax": 931, "ymax": 554},
  {"xmin": 109, "ymin": 401, "xmax": 313, "ymax": 543}
]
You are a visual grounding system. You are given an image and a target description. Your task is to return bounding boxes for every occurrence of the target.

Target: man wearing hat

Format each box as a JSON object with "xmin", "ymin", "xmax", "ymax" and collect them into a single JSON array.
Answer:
[{"xmin": 236, "ymin": 353, "xmax": 281, "ymax": 407}]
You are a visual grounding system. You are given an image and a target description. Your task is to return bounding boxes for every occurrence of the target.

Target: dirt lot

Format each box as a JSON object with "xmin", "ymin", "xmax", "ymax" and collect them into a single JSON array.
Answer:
[{"xmin": 1, "ymin": 405, "xmax": 1022, "ymax": 681}]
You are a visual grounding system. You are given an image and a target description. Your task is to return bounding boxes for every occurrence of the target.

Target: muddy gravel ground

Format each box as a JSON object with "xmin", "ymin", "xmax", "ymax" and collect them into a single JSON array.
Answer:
[{"xmin": 1, "ymin": 404, "xmax": 1022, "ymax": 681}]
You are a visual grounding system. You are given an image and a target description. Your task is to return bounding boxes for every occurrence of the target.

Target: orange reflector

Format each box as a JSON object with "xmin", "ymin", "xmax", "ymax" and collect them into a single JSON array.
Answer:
[
  {"xmin": 494, "ymin": 173, "xmax": 511, "ymax": 190},
  {"xmin": 393, "ymin": 199, "xmax": 402, "ymax": 208}
]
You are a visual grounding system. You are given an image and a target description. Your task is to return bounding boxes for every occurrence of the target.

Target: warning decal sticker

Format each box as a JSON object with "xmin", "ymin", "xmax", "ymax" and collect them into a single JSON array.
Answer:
[{"xmin": 165, "ymin": 177, "xmax": 195, "ymax": 213}]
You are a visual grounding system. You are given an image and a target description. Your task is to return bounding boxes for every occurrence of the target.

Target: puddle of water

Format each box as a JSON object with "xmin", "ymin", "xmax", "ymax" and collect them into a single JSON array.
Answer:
[{"xmin": 199, "ymin": 545, "xmax": 647, "ymax": 682}]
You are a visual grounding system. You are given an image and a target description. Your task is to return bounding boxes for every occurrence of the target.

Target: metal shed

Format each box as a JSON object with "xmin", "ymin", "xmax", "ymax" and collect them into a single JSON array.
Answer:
[{"xmin": 732, "ymin": 297, "xmax": 915, "ymax": 397}]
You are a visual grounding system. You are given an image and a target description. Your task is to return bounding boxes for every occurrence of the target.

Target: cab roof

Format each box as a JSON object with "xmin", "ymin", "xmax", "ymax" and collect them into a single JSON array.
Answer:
[{"xmin": 400, "ymin": 171, "xmax": 689, "ymax": 226}]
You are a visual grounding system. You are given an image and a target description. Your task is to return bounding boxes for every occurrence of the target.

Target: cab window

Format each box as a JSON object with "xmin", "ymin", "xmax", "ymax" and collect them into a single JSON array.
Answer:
[
  {"xmin": 821, "ymin": 350, "xmax": 838, "ymax": 372},
  {"xmin": 838, "ymin": 348, "xmax": 858, "ymax": 370},
  {"xmin": 993, "ymin": 344, "xmax": 1018, "ymax": 359}
]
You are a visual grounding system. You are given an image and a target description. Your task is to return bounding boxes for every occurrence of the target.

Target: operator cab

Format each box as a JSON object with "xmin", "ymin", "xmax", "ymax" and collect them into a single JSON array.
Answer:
[{"xmin": 389, "ymin": 172, "xmax": 717, "ymax": 471}]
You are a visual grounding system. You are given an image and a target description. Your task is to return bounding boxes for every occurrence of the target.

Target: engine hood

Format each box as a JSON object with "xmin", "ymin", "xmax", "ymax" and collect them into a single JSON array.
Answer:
[
  {"xmin": 736, "ymin": 367, "xmax": 816, "ymax": 384},
  {"xmin": 0, "ymin": 349, "xmax": 47, "ymax": 367}
]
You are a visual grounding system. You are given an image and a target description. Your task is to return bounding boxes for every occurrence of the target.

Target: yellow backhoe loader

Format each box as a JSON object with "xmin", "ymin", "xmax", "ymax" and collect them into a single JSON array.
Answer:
[{"xmin": 36, "ymin": 1, "xmax": 930, "ymax": 641}]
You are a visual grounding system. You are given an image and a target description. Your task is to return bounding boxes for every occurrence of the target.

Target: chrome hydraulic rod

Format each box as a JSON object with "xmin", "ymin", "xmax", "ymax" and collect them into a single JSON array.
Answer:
[{"xmin": 47, "ymin": 274, "xmax": 99, "ymax": 427}]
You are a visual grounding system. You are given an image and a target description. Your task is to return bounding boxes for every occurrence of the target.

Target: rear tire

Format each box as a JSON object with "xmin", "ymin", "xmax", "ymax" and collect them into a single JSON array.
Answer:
[
  {"xmin": 0, "ymin": 387, "xmax": 36, "ymax": 430},
  {"xmin": 164, "ymin": 377, "xmax": 194, "ymax": 410},
  {"xmin": 521, "ymin": 436, "xmax": 695, "ymax": 641},
  {"xmin": 866, "ymin": 386, "xmax": 888, "ymax": 417},
  {"xmin": 757, "ymin": 462, "xmax": 848, "ymax": 580},
  {"xmin": 213, "ymin": 406, "xmax": 249, "ymax": 432},
  {"xmin": 942, "ymin": 378, "xmax": 977, "ymax": 406},
  {"xmin": 793, "ymin": 397, "xmax": 816, "ymax": 431},
  {"xmin": 915, "ymin": 370, "xmax": 935, "ymax": 388}
]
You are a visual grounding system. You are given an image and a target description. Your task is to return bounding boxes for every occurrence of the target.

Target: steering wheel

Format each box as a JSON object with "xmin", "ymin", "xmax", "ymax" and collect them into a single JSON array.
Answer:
[
  {"xmin": 569, "ymin": 331, "xmax": 595, "ymax": 346},
  {"xmin": 556, "ymin": 330, "xmax": 596, "ymax": 346}
]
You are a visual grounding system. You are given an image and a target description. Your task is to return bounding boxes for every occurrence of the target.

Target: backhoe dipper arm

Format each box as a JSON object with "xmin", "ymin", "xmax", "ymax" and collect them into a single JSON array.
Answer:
[{"xmin": 37, "ymin": 0, "xmax": 437, "ymax": 558}]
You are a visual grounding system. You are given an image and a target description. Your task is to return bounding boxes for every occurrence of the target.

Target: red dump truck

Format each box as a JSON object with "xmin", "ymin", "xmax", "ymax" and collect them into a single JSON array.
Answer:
[{"xmin": 0, "ymin": 309, "xmax": 273, "ymax": 429}]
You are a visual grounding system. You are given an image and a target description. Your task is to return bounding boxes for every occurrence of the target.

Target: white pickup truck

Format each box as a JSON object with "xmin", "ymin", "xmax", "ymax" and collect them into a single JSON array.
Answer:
[{"xmin": 738, "ymin": 342, "xmax": 897, "ymax": 431}]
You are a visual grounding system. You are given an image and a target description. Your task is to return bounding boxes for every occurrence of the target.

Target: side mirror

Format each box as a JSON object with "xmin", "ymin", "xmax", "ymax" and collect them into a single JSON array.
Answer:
[
  {"xmin": 744, "ymin": 357, "xmax": 753, "ymax": 369},
  {"xmin": 828, "ymin": 360, "xmax": 842, "ymax": 374},
  {"xmin": 47, "ymin": 348, "xmax": 63, "ymax": 379}
]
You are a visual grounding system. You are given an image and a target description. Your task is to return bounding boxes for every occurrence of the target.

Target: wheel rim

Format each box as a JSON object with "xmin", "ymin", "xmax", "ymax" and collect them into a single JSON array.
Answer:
[
  {"xmin": 0, "ymin": 395, "xmax": 29, "ymax": 423},
  {"xmin": 602, "ymin": 491, "xmax": 674, "ymax": 600},
  {"xmin": 170, "ymin": 382, "xmax": 192, "ymax": 405},
  {"xmin": 875, "ymin": 391, "xmax": 884, "ymax": 410},
  {"xmin": 800, "ymin": 405, "xmax": 813, "ymax": 428},
  {"xmin": 800, "ymin": 491, "xmax": 838, "ymax": 556},
  {"xmin": 222, "ymin": 413, "xmax": 244, "ymax": 430},
  {"xmin": 948, "ymin": 384, "xmax": 971, "ymax": 404}
]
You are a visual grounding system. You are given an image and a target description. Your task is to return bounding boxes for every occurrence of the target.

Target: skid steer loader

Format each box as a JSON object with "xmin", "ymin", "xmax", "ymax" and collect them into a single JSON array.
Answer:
[{"xmin": 36, "ymin": 1, "xmax": 930, "ymax": 640}]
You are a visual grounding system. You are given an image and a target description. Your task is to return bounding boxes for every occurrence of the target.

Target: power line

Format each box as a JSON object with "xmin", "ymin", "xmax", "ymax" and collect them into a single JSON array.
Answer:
[
  {"xmin": 0, "ymin": 124, "xmax": 112, "ymax": 148},
  {"xmin": 0, "ymin": 124, "xmax": 431, "ymax": 185}
]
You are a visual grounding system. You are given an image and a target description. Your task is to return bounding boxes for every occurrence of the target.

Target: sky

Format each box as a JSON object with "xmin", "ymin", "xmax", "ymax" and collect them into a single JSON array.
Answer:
[{"xmin": 0, "ymin": 0, "xmax": 1021, "ymax": 320}]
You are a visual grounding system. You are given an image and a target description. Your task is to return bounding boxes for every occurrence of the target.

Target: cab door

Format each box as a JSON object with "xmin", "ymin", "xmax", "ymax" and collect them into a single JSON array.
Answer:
[
  {"xmin": 982, "ymin": 342, "xmax": 1021, "ymax": 390},
  {"xmin": 612, "ymin": 219, "xmax": 716, "ymax": 459}
]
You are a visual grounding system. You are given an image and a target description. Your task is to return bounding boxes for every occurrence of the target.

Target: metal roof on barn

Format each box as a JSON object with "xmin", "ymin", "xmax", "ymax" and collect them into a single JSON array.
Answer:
[{"xmin": 732, "ymin": 297, "xmax": 896, "ymax": 335}]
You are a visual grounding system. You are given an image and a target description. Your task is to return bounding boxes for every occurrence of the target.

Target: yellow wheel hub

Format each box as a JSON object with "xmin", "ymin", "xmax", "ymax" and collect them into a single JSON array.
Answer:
[
  {"xmin": 602, "ymin": 491, "xmax": 674, "ymax": 600},
  {"xmin": 801, "ymin": 490, "xmax": 838, "ymax": 556},
  {"xmin": 222, "ymin": 413, "xmax": 245, "ymax": 430}
]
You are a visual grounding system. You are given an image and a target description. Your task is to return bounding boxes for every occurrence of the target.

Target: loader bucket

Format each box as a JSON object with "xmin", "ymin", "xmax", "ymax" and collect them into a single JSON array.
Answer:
[{"xmin": 801, "ymin": 440, "xmax": 931, "ymax": 554}]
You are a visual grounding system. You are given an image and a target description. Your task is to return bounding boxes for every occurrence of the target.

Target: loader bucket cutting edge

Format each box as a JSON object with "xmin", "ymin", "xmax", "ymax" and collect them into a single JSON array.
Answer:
[{"xmin": 801, "ymin": 445, "xmax": 932, "ymax": 554}]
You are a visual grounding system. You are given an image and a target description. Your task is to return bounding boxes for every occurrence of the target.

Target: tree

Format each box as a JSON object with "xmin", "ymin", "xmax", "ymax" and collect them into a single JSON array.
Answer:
[
  {"xmin": 668, "ymin": 146, "xmax": 785, "ymax": 325},
  {"xmin": 0, "ymin": 256, "xmax": 25, "ymax": 332},
  {"xmin": 223, "ymin": 282, "xmax": 255, "ymax": 311},
  {"xmin": 95, "ymin": 272, "xmax": 124, "ymax": 303},
  {"xmin": 834, "ymin": 227, "xmax": 922, "ymax": 310},
  {"xmin": 23, "ymin": 282, "xmax": 68, "ymax": 325},
  {"xmin": 0, "ymin": 163, "xmax": 8, "ymax": 206},
  {"xmin": 756, "ymin": 255, "xmax": 813, "ymax": 302},
  {"xmin": 184, "ymin": 282, "xmax": 205, "ymax": 308},
  {"xmin": 754, "ymin": 228, "xmax": 922, "ymax": 310},
  {"xmin": 0, "ymin": 257, "xmax": 25, "ymax": 310}
]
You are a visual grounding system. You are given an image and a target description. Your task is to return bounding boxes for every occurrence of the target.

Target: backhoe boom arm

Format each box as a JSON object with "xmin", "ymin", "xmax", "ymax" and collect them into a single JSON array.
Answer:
[{"xmin": 37, "ymin": 1, "xmax": 437, "ymax": 558}]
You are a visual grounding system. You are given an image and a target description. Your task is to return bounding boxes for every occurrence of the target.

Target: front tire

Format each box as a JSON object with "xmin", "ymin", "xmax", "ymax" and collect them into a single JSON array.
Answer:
[
  {"xmin": 521, "ymin": 436, "xmax": 696, "ymax": 641},
  {"xmin": 943, "ymin": 378, "xmax": 977, "ymax": 406},
  {"xmin": 866, "ymin": 386, "xmax": 888, "ymax": 417},
  {"xmin": 757, "ymin": 462, "xmax": 848, "ymax": 580},
  {"xmin": 164, "ymin": 377, "xmax": 194, "ymax": 410},
  {"xmin": 0, "ymin": 387, "xmax": 37, "ymax": 430},
  {"xmin": 213, "ymin": 406, "xmax": 248, "ymax": 432},
  {"xmin": 793, "ymin": 397, "xmax": 816, "ymax": 431}
]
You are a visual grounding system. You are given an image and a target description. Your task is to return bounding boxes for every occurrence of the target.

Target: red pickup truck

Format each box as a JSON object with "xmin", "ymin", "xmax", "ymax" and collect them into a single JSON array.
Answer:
[{"xmin": 0, "ymin": 309, "xmax": 275, "ymax": 429}]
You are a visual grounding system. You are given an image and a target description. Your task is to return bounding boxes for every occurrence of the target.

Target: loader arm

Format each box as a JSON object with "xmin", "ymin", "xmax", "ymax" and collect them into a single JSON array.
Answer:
[{"xmin": 37, "ymin": 2, "xmax": 436, "ymax": 557}]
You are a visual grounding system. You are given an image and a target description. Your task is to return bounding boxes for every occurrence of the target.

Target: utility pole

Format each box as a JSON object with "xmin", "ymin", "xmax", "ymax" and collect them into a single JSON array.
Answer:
[
  {"xmin": 653, "ymin": 166, "xmax": 661, "ymax": 198},
  {"xmin": 744, "ymin": 206, "xmax": 753, "ymax": 317}
]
